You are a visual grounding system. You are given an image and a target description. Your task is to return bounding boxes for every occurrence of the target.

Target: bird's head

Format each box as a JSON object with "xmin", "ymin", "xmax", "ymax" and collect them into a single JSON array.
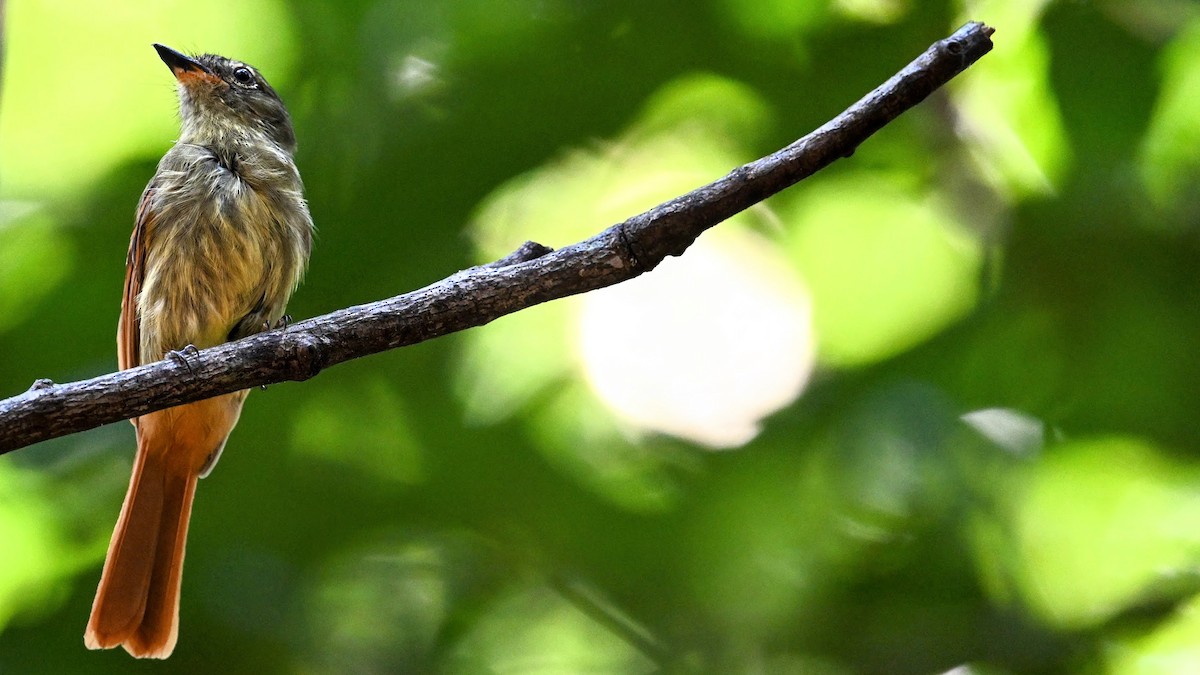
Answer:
[{"xmin": 153, "ymin": 43, "xmax": 295, "ymax": 153}]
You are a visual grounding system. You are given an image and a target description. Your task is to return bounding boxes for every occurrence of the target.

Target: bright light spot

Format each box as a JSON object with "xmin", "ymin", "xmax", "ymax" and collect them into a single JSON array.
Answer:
[
  {"xmin": 577, "ymin": 226, "xmax": 815, "ymax": 449},
  {"xmin": 390, "ymin": 54, "xmax": 441, "ymax": 99},
  {"xmin": 961, "ymin": 407, "xmax": 1045, "ymax": 457}
]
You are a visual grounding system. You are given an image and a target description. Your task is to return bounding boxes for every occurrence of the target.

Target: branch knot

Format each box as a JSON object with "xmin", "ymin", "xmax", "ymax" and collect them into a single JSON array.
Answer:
[{"xmin": 289, "ymin": 332, "xmax": 331, "ymax": 381}]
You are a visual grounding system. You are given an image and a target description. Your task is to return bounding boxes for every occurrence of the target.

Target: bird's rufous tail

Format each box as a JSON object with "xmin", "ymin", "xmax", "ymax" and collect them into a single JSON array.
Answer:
[
  {"xmin": 86, "ymin": 393, "xmax": 243, "ymax": 658},
  {"xmin": 84, "ymin": 437, "xmax": 198, "ymax": 658},
  {"xmin": 84, "ymin": 430, "xmax": 199, "ymax": 659}
]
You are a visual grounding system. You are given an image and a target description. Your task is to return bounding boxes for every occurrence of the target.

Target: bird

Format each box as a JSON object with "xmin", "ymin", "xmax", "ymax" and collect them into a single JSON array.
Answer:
[{"xmin": 84, "ymin": 43, "xmax": 313, "ymax": 659}]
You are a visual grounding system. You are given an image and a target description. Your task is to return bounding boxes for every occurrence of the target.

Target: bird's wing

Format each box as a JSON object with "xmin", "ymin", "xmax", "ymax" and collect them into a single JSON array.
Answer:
[{"xmin": 118, "ymin": 185, "xmax": 155, "ymax": 372}]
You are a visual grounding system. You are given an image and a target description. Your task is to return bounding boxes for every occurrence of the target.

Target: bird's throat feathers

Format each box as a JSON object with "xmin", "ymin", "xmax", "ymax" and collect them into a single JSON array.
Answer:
[{"xmin": 178, "ymin": 100, "xmax": 292, "ymax": 160}]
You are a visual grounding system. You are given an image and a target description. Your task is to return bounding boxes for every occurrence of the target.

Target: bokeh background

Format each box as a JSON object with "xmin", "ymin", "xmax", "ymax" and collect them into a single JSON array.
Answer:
[{"xmin": 3, "ymin": 0, "xmax": 1200, "ymax": 673}]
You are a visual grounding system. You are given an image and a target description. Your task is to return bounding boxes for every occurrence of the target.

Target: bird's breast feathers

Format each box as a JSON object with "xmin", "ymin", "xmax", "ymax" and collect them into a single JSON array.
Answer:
[{"xmin": 136, "ymin": 142, "xmax": 312, "ymax": 360}]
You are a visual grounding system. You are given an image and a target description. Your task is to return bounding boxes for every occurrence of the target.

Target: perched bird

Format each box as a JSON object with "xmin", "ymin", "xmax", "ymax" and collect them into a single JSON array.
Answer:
[{"xmin": 85, "ymin": 44, "xmax": 313, "ymax": 659}]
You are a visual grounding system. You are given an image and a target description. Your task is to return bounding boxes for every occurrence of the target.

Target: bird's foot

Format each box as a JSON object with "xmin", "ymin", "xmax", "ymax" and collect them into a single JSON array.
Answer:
[
  {"xmin": 260, "ymin": 315, "xmax": 291, "ymax": 333},
  {"xmin": 167, "ymin": 344, "xmax": 201, "ymax": 375}
]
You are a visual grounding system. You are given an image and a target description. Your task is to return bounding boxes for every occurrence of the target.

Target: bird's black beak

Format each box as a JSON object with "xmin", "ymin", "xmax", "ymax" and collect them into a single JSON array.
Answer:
[{"xmin": 153, "ymin": 43, "xmax": 214, "ymax": 80}]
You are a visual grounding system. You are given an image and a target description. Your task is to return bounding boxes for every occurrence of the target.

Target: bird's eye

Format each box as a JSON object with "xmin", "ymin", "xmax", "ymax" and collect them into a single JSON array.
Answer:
[{"xmin": 232, "ymin": 67, "xmax": 254, "ymax": 85}]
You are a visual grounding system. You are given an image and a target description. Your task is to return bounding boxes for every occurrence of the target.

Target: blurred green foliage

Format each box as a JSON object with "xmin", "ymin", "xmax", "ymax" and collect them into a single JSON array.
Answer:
[{"xmin": 3, "ymin": 0, "xmax": 1200, "ymax": 673}]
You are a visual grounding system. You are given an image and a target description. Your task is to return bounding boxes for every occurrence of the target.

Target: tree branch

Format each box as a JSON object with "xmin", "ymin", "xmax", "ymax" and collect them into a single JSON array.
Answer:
[{"xmin": 0, "ymin": 22, "xmax": 994, "ymax": 454}]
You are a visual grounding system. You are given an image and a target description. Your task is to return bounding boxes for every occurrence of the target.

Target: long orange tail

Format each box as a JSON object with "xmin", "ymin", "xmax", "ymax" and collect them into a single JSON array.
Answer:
[
  {"xmin": 85, "ymin": 394, "xmax": 243, "ymax": 659},
  {"xmin": 85, "ymin": 436, "xmax": 199, "ymax": 659}
]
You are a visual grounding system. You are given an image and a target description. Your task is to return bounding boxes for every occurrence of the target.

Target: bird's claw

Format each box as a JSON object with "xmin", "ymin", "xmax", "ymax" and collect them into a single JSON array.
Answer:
[
  {"xmin": 261, "ymin": 315, "xmax": 292, "ymax": 333},
  {"xmin": 168, "ymin": 344, "xmax": 201, "ymax": 375}
]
